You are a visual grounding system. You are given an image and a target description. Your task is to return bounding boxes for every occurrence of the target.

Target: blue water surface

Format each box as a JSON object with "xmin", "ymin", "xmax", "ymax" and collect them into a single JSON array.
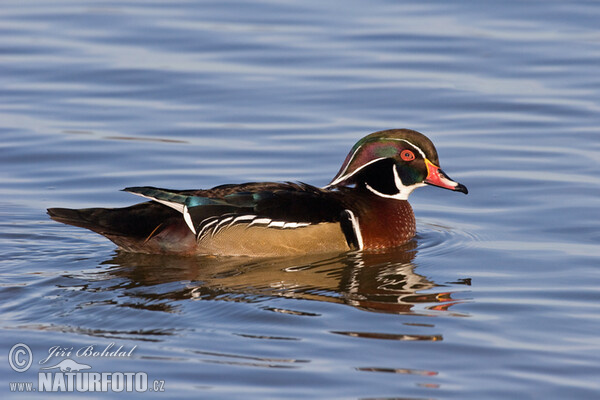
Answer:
[{"xmin": 1, "ymin": 1, "xmax": 599, "ymax": 399}]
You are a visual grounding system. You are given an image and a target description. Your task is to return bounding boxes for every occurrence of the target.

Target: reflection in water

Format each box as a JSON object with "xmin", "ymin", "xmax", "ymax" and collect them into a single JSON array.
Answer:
[
  {"xmin": 85, "ymin": 246, "xmax": 468, "ymax": 393},
  {"xmin": 8, "ymin": 323, "xmax": 170, "ymax": 342},
  {"xmin": 356, "ymin": 366, "xmax": 438, "ymax": 376},
  {"xmin": 98, "ymin": 242, "xmax": 469, "ymax": 317},
  {"xmin": 332, "ymin": 331, "xmax": 443, "ymax": 341}
]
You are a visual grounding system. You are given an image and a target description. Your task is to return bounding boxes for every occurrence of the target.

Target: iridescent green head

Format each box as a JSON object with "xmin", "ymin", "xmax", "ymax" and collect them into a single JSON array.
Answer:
[{"xmin": 328, "ymin": 129, "xmax": 467, "ymax": 199}]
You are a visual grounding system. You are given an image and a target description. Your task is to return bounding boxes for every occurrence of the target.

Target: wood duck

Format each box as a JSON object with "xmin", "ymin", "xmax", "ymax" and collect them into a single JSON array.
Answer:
[{"xmin": 48, "ymin": 129, "xmax": 467, "ymax": 256}]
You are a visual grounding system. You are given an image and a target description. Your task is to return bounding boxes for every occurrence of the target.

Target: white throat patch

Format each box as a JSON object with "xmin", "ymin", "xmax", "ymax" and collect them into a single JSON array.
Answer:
[{"xmin": 364, "ymin": 165, "xmax": 425, "ymax": 200}]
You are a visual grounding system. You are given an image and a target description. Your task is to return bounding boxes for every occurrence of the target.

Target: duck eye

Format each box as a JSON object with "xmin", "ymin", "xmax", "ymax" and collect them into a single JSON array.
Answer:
[{"xmin": 400, "ymin": 150, "xmax": 415, "ymax": 162}]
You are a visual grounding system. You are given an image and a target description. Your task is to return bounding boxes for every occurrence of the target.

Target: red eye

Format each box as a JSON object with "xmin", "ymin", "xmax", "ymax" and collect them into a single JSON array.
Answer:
[{"xmin": 400, "ymin": 150, "xmax": 415, "ymax": 162}]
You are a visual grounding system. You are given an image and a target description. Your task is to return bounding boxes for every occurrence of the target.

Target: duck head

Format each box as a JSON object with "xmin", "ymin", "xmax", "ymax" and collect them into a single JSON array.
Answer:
[{"xmin": 327, "ymin": 129, "xmax": 468, "ymax": 199}]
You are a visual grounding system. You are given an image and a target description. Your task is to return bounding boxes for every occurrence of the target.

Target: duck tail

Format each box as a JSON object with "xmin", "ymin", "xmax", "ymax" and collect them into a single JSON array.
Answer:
[
  {"xmin": 47, "ymin": 203, "xmax": 195, "ymax": 254},
  {"xmin": 48, "ymin": 207, "xmax": 129, "ymax": 236}
]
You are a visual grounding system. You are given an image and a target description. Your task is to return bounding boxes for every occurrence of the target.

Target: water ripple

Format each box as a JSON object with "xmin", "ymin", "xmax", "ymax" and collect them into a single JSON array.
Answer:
[
  {"xmin": 332, "ymin": 331, "xmax": 443, "ymax": 342},
  {"xmin": 416, "ymin": 220, "xmax": 483, "ymax": 258},
  {"xmin": 2, "ymin": 1, "xmax": 600, "ymax": 399}
]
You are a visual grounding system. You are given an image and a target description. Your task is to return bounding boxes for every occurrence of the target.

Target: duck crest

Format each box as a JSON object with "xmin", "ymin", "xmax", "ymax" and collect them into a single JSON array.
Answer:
[{"xmin": 328, "ymin": 129, "xmax": 439, "ymax": 188}]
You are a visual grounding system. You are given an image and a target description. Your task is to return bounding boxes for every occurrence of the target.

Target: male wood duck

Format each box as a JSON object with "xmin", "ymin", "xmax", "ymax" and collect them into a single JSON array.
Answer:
[{"xmin": 48, "ymin": 129, "xmax": 467, "ymax": 256}]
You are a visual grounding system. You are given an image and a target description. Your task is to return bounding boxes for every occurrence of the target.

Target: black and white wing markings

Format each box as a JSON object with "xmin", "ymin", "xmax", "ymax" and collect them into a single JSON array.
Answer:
[
  {"xmin": 124, "ymin": 184, "xmax": 361, "ymax": 249},
  {"xmin": 195, "ymin": 213, "xmax": 312, "ymax": 242}
]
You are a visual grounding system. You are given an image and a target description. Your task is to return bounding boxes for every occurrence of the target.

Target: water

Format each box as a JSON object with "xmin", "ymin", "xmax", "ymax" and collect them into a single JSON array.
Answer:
[{"xmin": 1, "ymin": 0, "xmax": 599, "ymax": 398}]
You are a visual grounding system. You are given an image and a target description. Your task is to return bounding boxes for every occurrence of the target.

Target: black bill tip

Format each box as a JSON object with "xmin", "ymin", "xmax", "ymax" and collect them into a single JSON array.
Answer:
[{"xmin": 454, "ymin": 183, "xmax": 468, "ymax": 195}]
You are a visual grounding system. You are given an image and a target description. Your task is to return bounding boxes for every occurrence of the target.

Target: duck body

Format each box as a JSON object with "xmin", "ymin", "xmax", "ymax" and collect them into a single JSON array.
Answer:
[
  {"xmin": 48, "ymin": 183, "xmax": 413, "ymax": 256},
  {"xmin": 48, "ymin": 129, "xmax": 467, "ymax": 256}
]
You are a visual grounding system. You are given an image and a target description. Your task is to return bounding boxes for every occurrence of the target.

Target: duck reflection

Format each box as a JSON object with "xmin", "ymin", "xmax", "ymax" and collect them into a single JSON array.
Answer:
[{"xmin": 101, "ymin": 241, "xmax": 467, "ymax": 316}]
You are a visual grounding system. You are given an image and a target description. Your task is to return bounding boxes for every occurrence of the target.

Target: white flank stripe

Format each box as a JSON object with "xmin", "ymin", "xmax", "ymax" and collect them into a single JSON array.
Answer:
[
  {"xmin": 212, "ymin": 216, "xmax": 235, "ymax": 237},
  {"xmin": 129, "ymin": 192, "xmax": 186, "ymax": 214},
  {"xmin": 248, "ymin": 218, "xmax": 272, "ymax": 227},
  {"xmin": 216, "ymin": 216, "xmax": 233, "ymax": 227},
  {"xmin": 196, "ymin": 214, "xmax": 314, "ymax": 241},
  {"xmin": 183, "ymin": 206, "xmax": 196, "ymax": 234},
  {"xmin": 125, "ymin": 192, "xmax": 200, "ymax": 234},
  {"xmin": 155, "ymin": 198, "xmax": 186, "ymax": 213},
  {"xmin": 196, "ymin": 219, "xmax": 218, "ymax": 240},
  {"xmin": 233, "ymin": 215, "xmax": 257, "ymax": 223},
  {"xmin": 201, "ymin": 219, "xmax": 219, "ymax": 230},
  {"xmin": 345, "ymin": 209, "xmax": 363, "ymax": 250},
  {"xmin": 268, "ymin": 221, "xmax": 286, "ymax": 228}
]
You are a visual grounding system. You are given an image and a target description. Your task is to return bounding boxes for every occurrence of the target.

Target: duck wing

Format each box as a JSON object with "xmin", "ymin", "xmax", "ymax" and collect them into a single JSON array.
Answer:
[{"xmin": 124, "ymin": 183, "xmax": 361, "ymax": 254}]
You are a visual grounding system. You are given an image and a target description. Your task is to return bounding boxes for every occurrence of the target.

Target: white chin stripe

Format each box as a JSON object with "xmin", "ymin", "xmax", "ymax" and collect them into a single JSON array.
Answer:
[
  {"xmin": 392, "ymin": 165, "xmax": 425, "ymax": 199},
  {"xmin": 365, "ymin": 183, "xmax": 423, "ymax": 200},
  {"xmin": 364, "ymin": 165, "xmax": 424, "ymax": 200}
]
